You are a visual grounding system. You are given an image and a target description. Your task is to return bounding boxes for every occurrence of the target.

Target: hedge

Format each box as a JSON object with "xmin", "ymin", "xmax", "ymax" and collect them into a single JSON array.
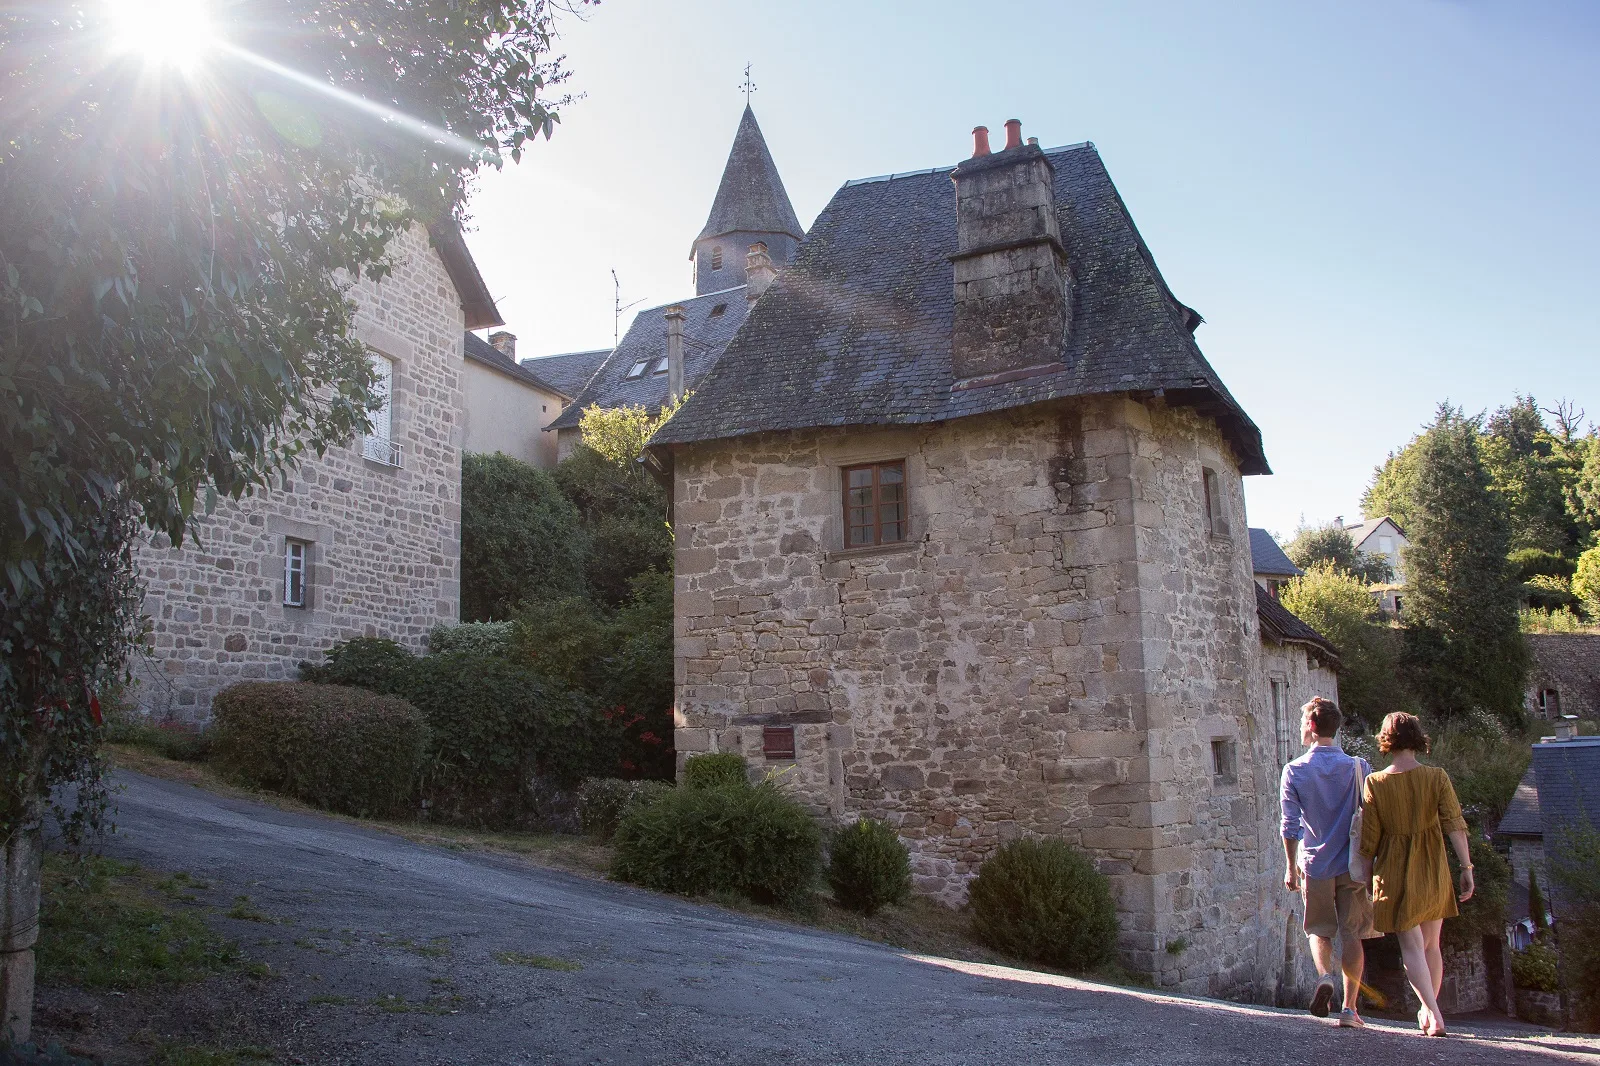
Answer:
[
  {"xmin": 968, "ymin": 838, "xmax": 1118, "ymax": 971},
  {"xmin": 828, "ymin": 817, "xmax": 912, "ymax": 915},
  {"xmin": 210, "ymin": 682, "xmax": 427, "ymax": 818}
]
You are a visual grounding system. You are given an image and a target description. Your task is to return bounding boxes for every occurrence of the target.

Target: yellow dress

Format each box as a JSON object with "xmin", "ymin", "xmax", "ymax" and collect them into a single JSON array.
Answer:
[{"xmin": 1359, "ymin": 764, "xmax": 1467, "ymax": 933}]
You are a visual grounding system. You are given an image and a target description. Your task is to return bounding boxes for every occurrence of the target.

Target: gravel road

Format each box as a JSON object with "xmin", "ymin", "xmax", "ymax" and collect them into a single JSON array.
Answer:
[{"xmin": 79, "ymin": 770, "xmax": 1596, "ymax": 1066}]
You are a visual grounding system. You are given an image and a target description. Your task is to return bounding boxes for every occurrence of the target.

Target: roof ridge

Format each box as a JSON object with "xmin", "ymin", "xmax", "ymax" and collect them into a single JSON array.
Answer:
[{"xmin": 843, "ymin": 142, "xmax": 1094, "ymax": 187}]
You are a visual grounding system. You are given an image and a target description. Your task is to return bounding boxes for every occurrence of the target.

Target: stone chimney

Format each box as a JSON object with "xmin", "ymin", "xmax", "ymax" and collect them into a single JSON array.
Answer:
[
  {"xmin": 949, "ymin": 119, "xmax": 1071, "ymax": 381},
  {"xmin": 745, "ymin": 242, "xmax": 777, "ymax": 304},
  {"xmin": 1551, "ymin": 716, "xmax": 1580, "ymax": 742},
  {"xmin": 664, "ymin": 305, "xmax": 686, "ymax": 405},
  {"xmin": 488, "ymin": 331, "xmax": 517, "ymax": 359}
]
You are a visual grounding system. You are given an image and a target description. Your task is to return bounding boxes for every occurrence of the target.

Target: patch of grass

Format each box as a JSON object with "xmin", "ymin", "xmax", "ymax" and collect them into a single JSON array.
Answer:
[
  {"xmin": 38, "ymin": 854, "xmax": 242, "ymax": 989},
  {"xmin": 1166, "ymin": 936, "xmax": 1190, "ymax": 955},
  {"xmin": 154, "ymin": 1045, "xmax": 274, "ymax": 1066},
  {"xmin": 226, "ymin": 896, "xmax": 273, "ymax": 924},
  {"xmin": 494, "ymin": 951, "xmax": 581, "ymax": 971},
  {"xmin": 401, "ymin": 936, "xmax": 451, "ymax": 958}
]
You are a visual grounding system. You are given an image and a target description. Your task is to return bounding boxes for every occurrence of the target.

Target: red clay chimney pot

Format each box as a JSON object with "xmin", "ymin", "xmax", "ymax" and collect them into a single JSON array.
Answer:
[
  {"xmin": 1004, "ymin": 119, "xmax": 1022, "ymax": 150},
  {"xmin": 971, "ymin": 126, "xmax": 991, "ymax": 157}
]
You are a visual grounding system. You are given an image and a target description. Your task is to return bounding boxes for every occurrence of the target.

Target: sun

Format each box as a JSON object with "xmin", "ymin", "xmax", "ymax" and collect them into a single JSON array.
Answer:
[{"xmin": 104, "ymin": 0, "xmax": 218, "ymax": 70}]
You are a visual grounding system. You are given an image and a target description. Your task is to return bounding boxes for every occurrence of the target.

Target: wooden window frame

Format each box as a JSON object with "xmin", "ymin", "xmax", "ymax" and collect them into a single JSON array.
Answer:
[
  {"xmin": 841, "ymin": 460, "xmax": 908, "ymax": 549},
  {"xmin": 762, "ymin": 726, "xmax": 796, "ymax": 762},
  {"xmin": 710, "ymin": 246, "xmax": 723, "ymax": 271},
  {"xmin": 283, "ymin": 538, "xmax": 310, "ymax": 608}
]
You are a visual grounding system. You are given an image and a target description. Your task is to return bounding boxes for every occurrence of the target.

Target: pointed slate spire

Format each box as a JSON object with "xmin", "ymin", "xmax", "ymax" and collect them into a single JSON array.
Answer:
[{"xmin": 691, "ymin": 106, "xmax": 803, "ymax": 294}]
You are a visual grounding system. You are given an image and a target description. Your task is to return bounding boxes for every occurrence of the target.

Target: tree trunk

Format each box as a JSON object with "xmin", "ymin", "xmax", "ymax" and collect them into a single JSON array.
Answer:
[{"xmin": 0, "ymin": 825, "xmax": 42, "ymax": 1045}]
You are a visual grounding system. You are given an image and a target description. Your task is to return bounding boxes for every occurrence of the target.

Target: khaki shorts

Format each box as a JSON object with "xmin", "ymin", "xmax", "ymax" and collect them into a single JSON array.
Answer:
[{"xmin": 1303, "ymin": 871, "xmax": 1378, "ymax": 941}]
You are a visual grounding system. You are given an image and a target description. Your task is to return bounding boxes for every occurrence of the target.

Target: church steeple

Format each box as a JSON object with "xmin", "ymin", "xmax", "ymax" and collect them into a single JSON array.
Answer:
[{"xmin": 691, "ymin": 105, "xmax": 803, "ymax": 295}]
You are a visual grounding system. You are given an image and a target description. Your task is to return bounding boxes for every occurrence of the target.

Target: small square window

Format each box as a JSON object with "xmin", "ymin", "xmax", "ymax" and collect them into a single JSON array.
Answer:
[
  {"xmin": 284, "ymin": 539, "xmax": 310, "ymax": 608},
  {"xmin": 1211, "ymin": 738, "xmax": 1237, "ymax": 786},
  {"xmin": 763, "ymin": 726, "xmax": 796, "ymax": 761},
  {"xmin": 841, "ymin": 460, "xmax": 908, "ymax": 548}
]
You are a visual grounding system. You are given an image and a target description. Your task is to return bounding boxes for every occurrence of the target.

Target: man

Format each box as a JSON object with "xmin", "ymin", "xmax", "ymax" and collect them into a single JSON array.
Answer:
[{"xmin": 1281, "ymin": 696, "xmax": 1375, "ymax": 1027}]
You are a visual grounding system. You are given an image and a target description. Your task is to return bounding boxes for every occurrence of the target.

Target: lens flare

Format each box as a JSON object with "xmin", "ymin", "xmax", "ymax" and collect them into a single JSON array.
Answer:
[{"xmin": 105, "ymin": 0, "xmax": 218, "ymax": 70}]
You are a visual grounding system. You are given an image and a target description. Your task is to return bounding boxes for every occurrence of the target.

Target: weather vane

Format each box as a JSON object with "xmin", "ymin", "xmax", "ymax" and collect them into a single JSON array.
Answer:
[{"xmin": 740, "ymin": 63, "xmax": 756, "ymax": 103}]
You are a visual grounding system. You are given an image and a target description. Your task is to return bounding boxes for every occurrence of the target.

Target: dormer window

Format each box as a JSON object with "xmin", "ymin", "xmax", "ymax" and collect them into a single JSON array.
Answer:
[
  {"xmin": 709, "ymin": 303, "xmax": 727, "ymax": 317},
  {"xmin": 625, "ymin": 359, "xmax": 650, "ymax": 379},
  {"xmin": 710, "ymin": 246, "xmax": 723, "ymax": 270}
]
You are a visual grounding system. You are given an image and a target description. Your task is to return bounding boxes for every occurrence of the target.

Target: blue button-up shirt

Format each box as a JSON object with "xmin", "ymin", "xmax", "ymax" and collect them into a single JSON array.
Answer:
[{"xmin": 1280, "ymin": 744, "xmax": 1371, "ymax": 881}]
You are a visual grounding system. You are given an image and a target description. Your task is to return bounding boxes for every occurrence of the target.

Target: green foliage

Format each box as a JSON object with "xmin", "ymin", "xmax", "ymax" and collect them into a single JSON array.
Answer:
[
  {"xmin": 297, "ymin": 637, "xmax": 416, "ymax": 691},
  {"xmin": 1482, "ymin": 397, "xmax": 1589, "ymax": 556},
  {"xmin": 460, "ymin": 453, "xmax": 588, "ymax": 621},
  {"xmin": 576, "ymin": 777, "xmax": 673, "ymax": 839},
  {"xmin": 611, "ymin": 779, "xmax": 823, "ymax": 907},
  {"xmin": 553, "ymin": 445, "xmax": 672, "ymax": 607},
  {"xmin": 1572, "ymin": 432, "xmax": 1600, "ymax": 532},
  {"xmin": 210, "ymin": 682, "xmax": 428, "ymax": 818},
  {"xmin": 1575, "ymin": 547, "xmax": 1600, "ymax": 617},
  {"xmin": 682, "ymin": 753, "xmax": 751, "ymax": 790},
  {"xmin": 1444, "ymin": 832, "xmax": 1509, "ymax": 950},
  {"xmin": 968, "ymin": 838, "xmax": 1119, "ymax": 971},
  {"xmin": 1362, "ymin": 446, "xmax": 1424, "ymax": 534},
  {"xmin": 1510, "ymin": 548, "xmax": 1577, "ymax": 582},
  {"xmin": 1561, "ymin": 906, "xmax": 1600, "ymax": 1032},
  {"xmin": 1521, "ymin": 607, "xmax": 1594, "ymax": 634},
  {"xmin": 1283, "ymin": 525, "xmax": 1392, "ymax": 584},
  {"xmin": 1279, "ymin": 565, "xmax": 1399, "ymax": 727},
  {"xmin": 827, "ymin": 818, "xmax": 912, "ymax": 915},
  {"xmin": 1529, "ymin": 869, "xmax": 1548, "ymax": 930},
  {"xmin": 427, "ymin": 621, "xmax": 516, "ymax": 657},
  {"xmin": 1512, "ymin": 942, "xmax": 1561, "ymax": 993},
  {"xmin": 1398, "ymin": 406, "xmax": 1529, "ymax": 726},
  {"xmin": 577, "ymin": 396, "xmax": 686, "ymax": 465},
  {"xmin": 1429, "ymin": 725, "xmax": 1531, "ymax": 829},
  {"xmin": 37, "ymin": 854, "xmax": 240, "ymax": 989},
  {"xmin": 103, "ymin": 713, "xmax": 211, "ymax": 763}
]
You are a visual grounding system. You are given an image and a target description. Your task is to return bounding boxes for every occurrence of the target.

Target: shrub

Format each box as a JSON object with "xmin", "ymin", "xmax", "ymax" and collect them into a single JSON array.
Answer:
[
  {"xmin": 611, "ymin": 780, "xmax": 822, "ymax": 906},
  {"xmin": 298, "ymin": 636, "xmax": 414, "ymax": 690},
  {"xmin": 827, "ymin": 817, "xmax": 912, "ymax": 915},
  {"xmin": 1512, "ymin": 942, "xmax": 1560, "ymax": 993},
  {"xmin": 968, "ymin": 838, "xmax": 1119, "ymax": 971},
  {"xmin": 553, "ymin": 444, "xmax": 672, "ymax": 607},
  {"xmin": 461, "ymin": 452, "xmax": 588, "ymax": 621},
  {"xmin": 1444, "ymin": 831, "xmax": 1509, "ymax": 950},
  {"xmin": 427, "ymin": 621, "xmax": 516, "ymax": 656},
  {"xmin": 209, "ymin": 682, "xmax": 427, "ymax": 818},
  {"xmin": 577, "ymin": 777, "xmax": 673, "ymax": 839},
  {"xmin": 102, "ymin": 710, "xmax": 210, "ymax": 762},
  {"xmin": 682, "ymin": 752, "xmax": 749, "ymax": 790}
]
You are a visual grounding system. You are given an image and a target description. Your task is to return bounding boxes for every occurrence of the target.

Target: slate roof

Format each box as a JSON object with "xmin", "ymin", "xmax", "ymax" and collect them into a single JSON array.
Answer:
[
  {"xmin": 428, "ymin": 224, "xmax": 502, "ymax": 331},
  {"xmin": 462, "ymin": 331, "xmax": 569, "ymax": 397},
  {"xmin": 1498, "ymin": 765, "xmax": 1542, "ymax": 838},
  {"xmin": 651, "ymin": 143, "xmax": 1268, "ymax": 474},
  {"xmin": 521, "ymin": 348, "xmax": 610, "ymax": 400},
  {"xmin": 546, "ymin": 288, "xmax": 752, "ymax": 431},
  {"xmin": 693, "ymin": 105, "xmax": 804, "ymax": 252},
  {"xmin": 1256, "ymin": 584, "xmax": 1340, "ymax": 664},
  {"xmin": 1532, "ymin": 738, "xmax": 1600, "ymax": 853},
  {"xmin": 1345, "ymin": 516, "xmax": 1406, "ymax": 550},
  {"xmin": 1249, "ymin": 528, "xmax": 1302, "ymax": 578}
]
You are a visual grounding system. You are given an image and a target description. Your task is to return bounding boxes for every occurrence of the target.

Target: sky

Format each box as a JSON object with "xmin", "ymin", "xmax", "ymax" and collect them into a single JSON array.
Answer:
[{"xmin": 462, "ymin": 0, "xmax": 1600, "ymax": 540}]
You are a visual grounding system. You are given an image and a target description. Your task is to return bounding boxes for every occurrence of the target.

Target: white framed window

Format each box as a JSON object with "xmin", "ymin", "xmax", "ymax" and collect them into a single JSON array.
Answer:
[
  {"xmin": 284, "ymin": 539, "xmax": 309, "ymax": 608},
  {"xmin": 361, "ymin": 353, "xmax": 400, "ymax": 466},
  {"xmin": 1271, "ymin": 680, "xmax": 1292, "ymax": 768}
]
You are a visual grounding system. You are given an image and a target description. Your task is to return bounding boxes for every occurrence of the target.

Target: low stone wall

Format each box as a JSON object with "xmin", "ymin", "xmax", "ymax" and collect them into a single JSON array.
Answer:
[
  {"xmin": 1516, "ymin": 989, "xmax": 1564, "ymax": 1027},
  {"xmin": 1439, "ymin": 939, "xmax": 1489, "ymax": 1014}
]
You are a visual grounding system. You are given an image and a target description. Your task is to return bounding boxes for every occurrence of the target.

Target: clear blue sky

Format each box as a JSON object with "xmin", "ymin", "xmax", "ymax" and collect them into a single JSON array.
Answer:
[{"xmin": 465, "ymin": 0, "xmax": 1600, "ymax": 539}]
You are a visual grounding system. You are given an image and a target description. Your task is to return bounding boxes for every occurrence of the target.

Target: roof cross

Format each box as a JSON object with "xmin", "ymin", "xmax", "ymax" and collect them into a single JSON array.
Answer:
[{"xmin": 740, "ymin": 63, "xmax": 756, "ymax": 104}]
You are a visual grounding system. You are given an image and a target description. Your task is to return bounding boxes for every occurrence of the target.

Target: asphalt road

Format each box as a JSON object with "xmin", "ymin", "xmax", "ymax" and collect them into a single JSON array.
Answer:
[{"xmin": 85, "ymin": 770, "xmax": 1596, "ymax": 1066}]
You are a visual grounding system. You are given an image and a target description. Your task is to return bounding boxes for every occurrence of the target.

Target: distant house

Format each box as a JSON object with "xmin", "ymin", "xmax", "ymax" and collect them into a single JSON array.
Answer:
[
  {"xmin": 1248, "ymin": 527, "xmax": 1301, "ymax": 599},
  {"xmin": 461, "ymin": 331, "xmax": 573, "ymax": 469},
  {"xmin": 1345, "ymin": 516, "xmax": 1407, "ymax": 615},
  {"xmin": 1525, "ymin": 633, "xmax": 1600, "ymax": 721},
  {"xmin": 540, "ymin": 105, "xmax": 802, "ymax": 461},
  {"xmin": 1496, "ymin": 729, "xmax": 1600, "ymax": 923}
]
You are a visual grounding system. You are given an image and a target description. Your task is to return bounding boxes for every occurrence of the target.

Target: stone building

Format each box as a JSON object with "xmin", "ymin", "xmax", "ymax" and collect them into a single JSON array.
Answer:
[
  {"xmin": 541, "ymin": 105, "xmax": 800, "ymax": 460},
  {"xmin": 462, "ymin": 330, "xmax": 573, "ymax": 469},
  {"xmin": 1524, "ymin": 632, "xmax": 1600, "ymax": 721},
  {"xmin": 1248, "ymin": 526, "xmax": 1301, "ymax": 599},
  {"xmin": 133, "ymin": 224, "xmax": 500, "ymax": 718},
  {"xmin": 648, "ymin": 123, "xmax": 1337, "ymax": 999}
]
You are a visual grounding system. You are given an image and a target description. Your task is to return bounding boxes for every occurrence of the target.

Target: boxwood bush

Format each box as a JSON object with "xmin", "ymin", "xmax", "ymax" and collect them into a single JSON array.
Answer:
[
  {"xmin": 577, "ymin": 777, "xmax": 673, "ymax": 839},
  {"xmin": 210, "ymin": 681, "xmax": 427, "ymax": 818},
  {"xmin": 968, "ymin": 838, "xmax": 1118, "ymax": 970},
  {"xmin": 681, "ymin": 752, "xmax": 749, "ymax": 790},
  {"xmin": 828, "ymin": 817, "xmax": 912, "ymax": 915},
  {"xmin": 611, "ymin": 779, "xmax": 822, "ymax": 906}
]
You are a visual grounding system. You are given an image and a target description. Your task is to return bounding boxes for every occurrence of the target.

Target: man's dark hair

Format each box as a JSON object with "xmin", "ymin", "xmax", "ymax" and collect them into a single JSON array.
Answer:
[{"xmin": 1303, "ymin": 697, "xmax": 1342, "ymax": 738}]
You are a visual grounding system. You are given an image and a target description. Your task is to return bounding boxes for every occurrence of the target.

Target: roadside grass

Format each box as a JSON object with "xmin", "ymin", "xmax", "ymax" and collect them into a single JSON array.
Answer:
[
  {"xmin": 38, "ymin": 853, "xmax": 242, "ymax": 988},
  {"xmin": 494, "ymin": 951, "xmax": 581, "ymax": 971}
]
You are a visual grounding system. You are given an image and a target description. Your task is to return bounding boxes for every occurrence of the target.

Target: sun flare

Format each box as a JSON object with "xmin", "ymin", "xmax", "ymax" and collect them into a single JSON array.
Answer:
[{"xmin": 104, "ymin": 0, "xmax": 218, "ymax": 70}]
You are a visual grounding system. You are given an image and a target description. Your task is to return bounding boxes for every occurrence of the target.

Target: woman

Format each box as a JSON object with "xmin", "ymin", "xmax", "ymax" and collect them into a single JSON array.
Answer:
[{"xmin": 1358, "ymin": 712, "xmax": 1474, "ymax": 1037}]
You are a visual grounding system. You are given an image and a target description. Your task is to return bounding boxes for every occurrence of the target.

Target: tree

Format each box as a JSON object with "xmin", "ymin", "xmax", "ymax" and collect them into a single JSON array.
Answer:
[
  {"xmin": 1, "ymin": 0, "xmax": 579, "ymax": 1040},
  {"xmin": 461, "ymin": 453, "xmax": 588, "ymax": 621},
  {"xmin": 1362, "ymin": 446, "xmax": 1424, "ymax": 533},
  {"xmin": 1280, "ymin": 565, "xmax": 1400, "ymax": 728},
  {"xmin": 577, "ymin": 396, "xmax": 686, "ymax": 465},
  {"xmin": 1572, "ymin": 431, "xmax": 1600, "ymax": 536},
  {"xmin": 1399, "ymin": 406, "xmax": 1528, "ymax": 726},
  {"xmin": 1283, "ymin": 524, "xmax": 1392, "ymax": 584},
  {"xmin": 1481, "ymin": 397, "xmax": 1586, "ymax": 557},
  {"xmin": 1575, "ymin": 546, "xmax": 1600, "ymax": 620}
]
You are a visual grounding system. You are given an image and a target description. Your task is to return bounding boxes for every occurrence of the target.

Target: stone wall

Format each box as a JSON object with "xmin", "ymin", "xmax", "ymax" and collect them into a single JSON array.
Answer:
[
  {"xmin": 670, "ymin": 394, "xmax": 1291, "ymax": 999},
  {"xmin": 133, "ymin": 225, "xmax": 465, "ymax": 719}
]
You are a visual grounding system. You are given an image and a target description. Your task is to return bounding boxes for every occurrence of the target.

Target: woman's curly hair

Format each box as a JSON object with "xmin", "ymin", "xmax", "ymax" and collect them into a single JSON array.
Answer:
[{"xmin": 1377, "ymin": 711, "xmax": 1430, "ymax": 755}]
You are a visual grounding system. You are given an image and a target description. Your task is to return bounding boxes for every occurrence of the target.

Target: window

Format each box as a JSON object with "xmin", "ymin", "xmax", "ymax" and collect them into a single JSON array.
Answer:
[
  {"xmin": 1202, "ymin": 467, "xmax": 1229, "ymax": 537},
  {"xmin": 1393, "ymin": 595, "xmax": 1404, "ymax": 617},
  {"xmin": 625, "ymin": 359, "xmax": 650, "ymax": 379},
  {"xmin": 842, "ymin": 460, "xmax": 907, "ymax": 548},
  {"xmin": 1378, "ymin": 535, "xmax": 1394, "ymax": 555},
  {"xmin": 763, "ymin": 726, "xmax": 795, "ymax": 761},
  {"xmin": 283, "ymin": 539, "xmax": 309, "ymax": 608},
  {"xmin": 651, "ymin": 356, "xmax": 670, "ymax": 375},
  {"xmin": 710, "ymin": 246, "xmax": 723, "ymax": 271},
  {"xmin": 1271, "ymin": 681, "xmax": 1292, "ymax": 768},
  {"xmin": 1211, "ymin": 738, "xmax": 1237, "ymax": 786},
  {"xmin": 709, "ymin": 303, "xmax": 727, "ymax": 317},
  {"xmin": 1539, "ymin": 689, "xmax": 1561, "ymax": 718},
  {"xmin": 361, "ymin": 354, "xmax": 400, "ymax": 466}
]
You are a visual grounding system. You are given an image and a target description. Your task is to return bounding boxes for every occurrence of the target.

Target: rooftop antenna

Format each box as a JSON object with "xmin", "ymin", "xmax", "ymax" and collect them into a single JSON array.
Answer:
[
  {"xmin": 740, "ymin": 63, "xmax": 756, "ymax": 105},
  {"xmin": 612, "ymin": 269, "xmax": 644, "ymax": 349}
]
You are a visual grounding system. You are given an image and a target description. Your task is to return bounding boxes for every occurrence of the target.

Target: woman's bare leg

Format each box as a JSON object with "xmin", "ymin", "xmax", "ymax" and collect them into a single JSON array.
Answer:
[
  {"xmin": 1396, "ymin": 925, "xmax": 1446, "ymax": 1035},
  {"xmin": 1423, "ymin": 919, "xmax": 1445, "ymax": 1000}
]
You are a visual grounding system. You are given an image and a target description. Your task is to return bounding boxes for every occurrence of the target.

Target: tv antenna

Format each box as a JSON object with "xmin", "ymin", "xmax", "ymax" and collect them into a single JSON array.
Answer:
[
  {"xmin": 740, "ymin": 63, "xmax": 756, "ymax": 104},
  {"xmin": 612, "ymin": 270, "xmax": 645, "ymax": 348}
]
